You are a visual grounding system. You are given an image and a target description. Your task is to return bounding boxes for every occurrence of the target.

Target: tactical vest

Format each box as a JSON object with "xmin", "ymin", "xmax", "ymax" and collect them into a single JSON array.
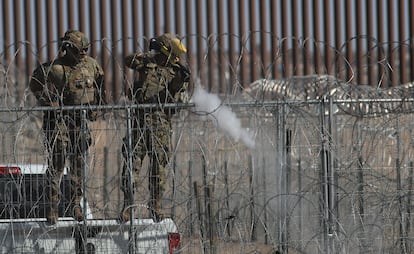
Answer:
[
  {"xmin": 62, "ymin": 62, "xmax": 96, "ymax": 105},
  {"xmin": 138, "ymin": 62, "xmax": 175, "ymax": 103}
]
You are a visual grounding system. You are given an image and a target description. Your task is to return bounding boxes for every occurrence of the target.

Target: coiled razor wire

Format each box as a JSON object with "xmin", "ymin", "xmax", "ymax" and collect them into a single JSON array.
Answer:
[{"xmin": 244, "ymin": 75, "xmax": 414, "ymax": 117}]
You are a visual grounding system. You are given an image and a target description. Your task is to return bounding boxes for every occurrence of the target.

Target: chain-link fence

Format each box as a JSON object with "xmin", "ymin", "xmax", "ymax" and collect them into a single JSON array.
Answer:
[{"xmin": 1, "ymin": 93, "xmax": 414, "ymax": 253}]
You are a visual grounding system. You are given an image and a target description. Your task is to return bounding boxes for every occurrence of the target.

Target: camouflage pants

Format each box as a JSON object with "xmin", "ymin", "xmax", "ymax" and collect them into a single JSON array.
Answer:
[
  {"xmin": 43, "ymin": 111, "xmax": 91, "ymax": 207},
  {"xmin": 121, "ymin": 110, "xmax": 171, "ymax": 206}
]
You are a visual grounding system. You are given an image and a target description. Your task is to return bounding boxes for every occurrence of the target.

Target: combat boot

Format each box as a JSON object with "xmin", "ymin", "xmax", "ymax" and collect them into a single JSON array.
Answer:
[
  {"xmin": 149, "ymin": 198, "xmax": 163, "ymax": 223},
  {"xmin": 47, "ymin": 193, "xmax": 59, "ymax": 225},
  {"xmin": 119, "ymin": 195, "xmax": 131, "ymax": 222},
  {"xmin": 73, "ymin": 206, "xmax": 84, "ymax": 222},
  {"xmin": 47, "ymin": 204, "xmax": 58, "ymax": 225},
  {"xmin": 120, "ymin": 202, "xmax": 131, "ymax": 222}
]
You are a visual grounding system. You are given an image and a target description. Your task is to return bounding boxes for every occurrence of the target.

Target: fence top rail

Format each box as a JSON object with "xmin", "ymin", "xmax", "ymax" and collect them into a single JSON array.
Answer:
[{"xmin": 1, "ymin": 97, "xmax": 414, "ymax": 113}]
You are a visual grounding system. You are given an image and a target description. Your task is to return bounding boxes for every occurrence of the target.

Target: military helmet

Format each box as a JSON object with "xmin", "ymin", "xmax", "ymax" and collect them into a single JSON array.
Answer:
[
  {"xmin": 149, "ymin": 33, "xmax": 187, "ymax": 60},
  {"xmin": 60, "ymin": 30, "xmax": 90, "ymax": 51}
]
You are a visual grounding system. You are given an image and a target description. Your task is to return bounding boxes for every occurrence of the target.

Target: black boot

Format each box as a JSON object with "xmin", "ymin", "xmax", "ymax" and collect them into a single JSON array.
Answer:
[
  {"xmin": 47, "ymin": 192, "xmax": 59, "ymax": 225},
  {"xmin": 119, "ymin": 193, "xmax": 132, "ymax": 222},
  {"xmin": 73, "ymin": 205, "xmax": 84, "ymax": 222},
  {"xmin": 47, "ymin": 202, "xmax": 58, "ymax": 225},
  {"xmin": 149, "ymin": 198, "xmax": 163, "ymax": 222}
]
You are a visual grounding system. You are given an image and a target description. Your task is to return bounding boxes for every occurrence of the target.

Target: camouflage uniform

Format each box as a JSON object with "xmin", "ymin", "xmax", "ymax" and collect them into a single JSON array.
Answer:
[
  {"xmin": 29, "ymin": 30, "xmax": 105, "ymax": 224},
  {"xmin": 121, "ymin": 33, "xmax": 190, "ymax": 222}
]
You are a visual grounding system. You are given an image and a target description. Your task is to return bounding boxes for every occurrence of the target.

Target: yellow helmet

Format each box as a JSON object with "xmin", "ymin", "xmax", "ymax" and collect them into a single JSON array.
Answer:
[{"xmin": 149, "ymin": 33, "xmax": 187, "ymax": 62}]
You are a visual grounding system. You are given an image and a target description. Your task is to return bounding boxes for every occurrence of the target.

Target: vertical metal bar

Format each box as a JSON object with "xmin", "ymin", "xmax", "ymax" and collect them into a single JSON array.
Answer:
[
  {"xmin": 185, "ymin": 0, "xmax": 195, "ymax": 79},
  {"xmin": 292, "ymin": 0, "xmax": 300, "ymax": 76},
  {"xmin": 217, "ymin": 0, "xmax": 226, "ymax": 93},
  {"xmin": 122, "ymin": 0, "xmax": 130, "ymax": 87},
  {"xmin": 143, "ymin": 0, "xmax": 151, "ymax": 42},
  {"xmin": 202, "ymin": 155, "xmax": 209, "ymax": 239},
  {"xmin": 262, "ymin": 156, "xmax": 268, "ymax": 244},
  {"xmin": 227, "ymin": 0, "xmax": 237, "ymax": 92},
  {"xmin": 395, "ymin": 117, "xmax": 408, "ymax": 253},
  {"xmin": 67, "ymin": 0, "xmax": 75, "ymax": 29},
  {"xmin": 132, "ymin": 0, "xmax": 141, "ymax": 52},
  {"xmin": 56, "ymin": 1, "xmax": 65, "ymax": 36},
  {"xmin": 281, "ymin": 0, "xmax": 290, "ymax": 77},
  {"xmin": 125, "ymin": 107, "xmax": 135, "ymax": 253},
  {"xmin": 187, "ymin": 159, "xmax": 193, "ymax": 236},
  {"xmin": 248, "ymin": 155, "xmax": 256, "ymax": 241},
  {"xmin": 356, "ymin": 121, "xmax": 366, "ymax": 252},
  {"xmin": 345, "ymin": 0, "xmax": 354, "ymax": 82},
  {"xmin": 282, "ymin": 104, "xmax": 288, "ymax": 254},
  {"xmin": 2, "ymin": 0, "xmax": 11, "ymax": 63},
  {"xmin": 249, "ymin": 0, "xmax": 258, "ymax": 82},
  {"xmin": 276, "ymin": 104, "xmax": 288, "ymax": 253},
  {"xmin": 356, "ymin": 0, "xmax": 364, "ymax": 85},
  {"xmin": 319, "ymin": 99, "xmax": 329, "ymax": 253},
  {"xmin": 270, "ymin": 1, "xmax": 280, "ymax": 78},
  {"xmin": 46, "ymin": 0, "xmax": 55, "ymax": 61},
  {"xmin": 196, "ymin": 0, "xmax": 205, "ymax": 87},
  {"xmin": 35, "ymin": 1, "xmax": 44, "ymax": 63},
  {"xmin": 324, "ymin": 0, "xmax": 334, "ymax": 75},
  {"xmin": 298, "ymin": 157, "xmax": 303, "ymax": 251},
  {"xmin": 328, "ymin": 96, "xmax": 336, "ymax": 252},
  {"xmin": 80, "ymin": 109, "xmax": 88, "ymax": 252},
  {"xmin": 224, "ymin": 160, "xmax": 230, "ymax": 237},
  {"xmin": 78, "ymin": 0, "xmax": 86, "ymax": 32},
  {"xmin": 13, "ymin": 0, "xmax": 23, "ymax": 101},
  {"xmin": 207, "ymin": 0, "xmax": 215, "ymax": 91},
  {"xmin": 411, "ymin": 2, "xmax": 414, "ymax": 81},
  {"xmin": 89, "ymin": 0, "xmax": 98, "ymax": 58},
  {"xmin": 367, "ymin": 0, "xmax": 376, "ymax": 86},
  {"xmin": 388, "ymin": 0, "xmax": 397, "ymax": 86},
  {"xmin": 397, "ymin": 157, "xmax": 407, "ymax": 253},
  {"xmin": 165, "ymin": 0, "xmax": 172, "ymax": 33},
  {"xmin": 111, "ymin": 0, "xmax": 121, "ymax": 102},
  {"xmin": 285, "ymin": 127, "xmax": 292, "ymax": 253},
  {"xmin": 103, "ymin": 147, "xmax": 109, "ymax": 218},
  {"xmin": 13, "ymin": 0, "xmax": 22, "ymax": 67},
  {"xmin": 154, "ymin": 0, "xmax": 161, "ymax": 35},
  {"xmin": 100, "ymin": 0, "xmax": 110, "ymax": 103},
  {"xmin": 24, "ymin": 0, "xmax": 34, "ymax": 77},
  {"xmin": 377, "ymin": 0, "xmax": 386, "ymax": 87},
  {"xmin": 239, "ymin": 0, "xmax": 248, "ymax": 87},
  {"xmin": 313, "ymin": 0, "xmax": 323, "ymax": 74},
  {"xmin": 170, "ymin": 130, "xmax": 177, "ymax": 219},
  {"xmin": 407, "ymin": 162, "xmax": 413, "ymax": 238},
  {"xmin": 259, "ymin": 0, "xmax": 269, "ymax": 78},
  {"xmin": 303, "ymin": 0, "xmax": 312, "ymax": 75},
  {"xmin": 334, "ymin": 0, "xmax": 344, "ymax": 79},
  {"xmin": 399, "ymin": 1, "xmax": 408, "ymax": 84},
  {"xmin": 175, "ymin": 0, "xmax": 183, "ymax": 35},
  {"xmin": 187, "ymin": 118, "xmax": 194, "ymax": 237}
]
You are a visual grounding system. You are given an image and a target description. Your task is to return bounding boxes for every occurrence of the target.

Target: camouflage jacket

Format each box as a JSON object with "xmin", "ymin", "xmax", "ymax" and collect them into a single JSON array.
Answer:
[
  {"xmin": 125, "ymin": 52, "xmax": 190, "ymax": 106},
  {"xmin": 30, "ymin": 56, "xmax": 105, "ymax": 106}
]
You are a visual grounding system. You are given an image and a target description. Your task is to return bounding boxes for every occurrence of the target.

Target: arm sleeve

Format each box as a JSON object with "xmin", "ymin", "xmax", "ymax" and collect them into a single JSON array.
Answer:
[
  {"xmin": 172, "ymin": 63, "xmax": 192, "ymax": 103},
  {"xmin": 94, "ymin": 61, "xmax": 106, "ymax": 105},
  {"xmin": 125, "ymin": 53, "xmax": 145, "ymax": 70},
  {"xmin": 29, "ymin": 64, "xmax": 58, "ymax": 106}
]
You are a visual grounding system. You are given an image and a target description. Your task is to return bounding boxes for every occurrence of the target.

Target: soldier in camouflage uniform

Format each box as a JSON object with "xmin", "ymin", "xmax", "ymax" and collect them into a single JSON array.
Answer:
[
  {"xmin": 121, "ymin": 33, "xmax": 190, "ymax": 222},
  {"xmin": 29, "ymin": 30, "xmax": 105, "ymax": 224}
]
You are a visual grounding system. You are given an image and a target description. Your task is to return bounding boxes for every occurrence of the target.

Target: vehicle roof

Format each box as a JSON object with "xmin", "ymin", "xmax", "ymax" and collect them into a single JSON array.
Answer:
[{"xmin": 0, "ymin": 164, "xmax": 68, "ymax": 174}]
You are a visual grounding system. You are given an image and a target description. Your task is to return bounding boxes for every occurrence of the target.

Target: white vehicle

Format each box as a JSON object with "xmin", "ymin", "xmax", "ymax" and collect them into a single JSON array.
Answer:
[{"xmin": 0, "ymin": 164, "xmax": 181, "ymax": 254}]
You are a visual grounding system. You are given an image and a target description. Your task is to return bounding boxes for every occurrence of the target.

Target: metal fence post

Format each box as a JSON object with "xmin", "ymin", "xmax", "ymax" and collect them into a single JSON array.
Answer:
[
  {"xmin": 80, "ymin": 109, "xmax": 88, "ymax": 253},
  {"xmin": 125, "ymin": 107, "xmax": 135, "ymax": 253}
]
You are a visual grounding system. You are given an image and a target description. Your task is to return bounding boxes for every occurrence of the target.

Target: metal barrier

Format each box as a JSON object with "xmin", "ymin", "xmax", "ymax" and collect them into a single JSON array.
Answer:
[{"xmin": 1, "ymin": 97, "xmax": 414, "ymax": 253}]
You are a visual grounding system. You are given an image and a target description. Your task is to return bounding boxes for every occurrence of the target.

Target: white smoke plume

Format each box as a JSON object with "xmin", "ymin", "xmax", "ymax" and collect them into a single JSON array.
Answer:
[{"xmin": 190, "ymin": 84, "xmax": 255, "ymax": 149}]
